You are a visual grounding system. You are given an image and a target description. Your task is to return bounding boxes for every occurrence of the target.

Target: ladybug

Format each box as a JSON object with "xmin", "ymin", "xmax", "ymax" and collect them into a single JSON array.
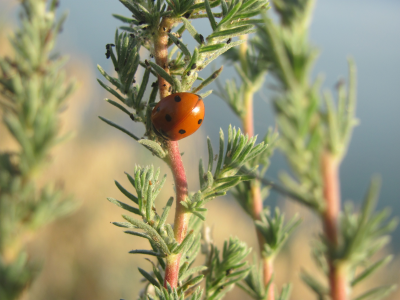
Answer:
[{"xmin": 151, "ymin": 92, "xmax": 204, "ymax": 141}]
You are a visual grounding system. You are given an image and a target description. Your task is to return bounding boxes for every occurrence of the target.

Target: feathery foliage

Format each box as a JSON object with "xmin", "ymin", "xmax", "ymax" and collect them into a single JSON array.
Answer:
[{"xmin": 0, "ymin": 0, "xmax": 75, "ymax": 298}]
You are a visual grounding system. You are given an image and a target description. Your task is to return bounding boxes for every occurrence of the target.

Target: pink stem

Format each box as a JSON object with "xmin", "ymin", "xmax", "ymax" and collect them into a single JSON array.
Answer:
[
  {"xmin": 322, "ymin": 152, "xmax": 348, "ymax": 300},
  {"xmin": 163, "ymin": 141, "xmax": 190, "ymax": 288},
  {"xmin": 153, "ymin": 16, "xmax": 189, "ymax": 289},
  {"xmin": 264, "ymin": 258, "xmax": 275, "ymax": 299},
  {"xmin": 243, "ymin": 86, "xmax": 274, "ymax": 298}
]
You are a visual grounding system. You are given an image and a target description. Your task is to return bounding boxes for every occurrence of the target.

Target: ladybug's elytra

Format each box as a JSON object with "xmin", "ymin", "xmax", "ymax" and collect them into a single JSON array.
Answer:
[{"xmin": 151, "ymin": 92, "xmax": 205, "ymax": 141}]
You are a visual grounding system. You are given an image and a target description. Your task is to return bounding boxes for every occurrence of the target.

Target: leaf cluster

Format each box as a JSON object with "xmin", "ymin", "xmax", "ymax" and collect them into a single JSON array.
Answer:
[
  {"xmin": 0, "ymin": 6, "xmax": 75, "ymax": 174},
  {"xmin": 204, "ymin": 237, "xmax": 251, "ymax": 300},
  {"xmin": 302, "ymin": 178, "xmax": 398, "ymax": 299},
  {"xmin": 147, "ymin": 285, "xmax": 203, "ymax": 300},
  {"xmin": 217, "ymin": 38, "xmax": 268, "ymax": 119},
  {"xmin": 254, "ymin": 1, "xmax": 359, "ymax": 213},
  {"xmin": 98, "ymin": 30, "xmax": 159, "ymax": 142},
  {"xmin": 238, "ymin": 257, "xmax": 292, "ymax": 300},
  {"xmin": 181, "ymin": 125, "xmax": 270, "ymax": 219},
  {"xmin": 230, "ymin": 129, "xmax": 278, "ymax": 217},
  {"xmin": 110, "ymin": 166, "xmax": 208, "ymax": 296},
  {"xmin": 0, "ymin": 0, "xmax": 75, "ymax": 298},
  {"xmin": 255, "ymin": 207, "xmax": 300, "ymax": 258}
]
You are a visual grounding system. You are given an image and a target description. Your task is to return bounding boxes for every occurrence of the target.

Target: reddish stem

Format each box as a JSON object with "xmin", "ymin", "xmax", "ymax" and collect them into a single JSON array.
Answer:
[
  {"xmin": 154, "ymin": 17, "xmax": 189, "ymax": 289},
  {"xmin": 243, "ymin": 87, "xmax": 274, "ymax": 299},
  {"xmin": 163, "ymin": 141, "xmax": 190, "ymax": 288},
  {"xmin": 322, "ymin": 152, "xmax": 348, "ymax": 300},
  {"xmin": 329, "ymin": 262, "xmax": 348, "ymax": 300},
  {"xmin": 164, "ymin": 253, "xmax": 180, "ymax": 288},
  {"xmin": 322, "ymin": 152, "xmax": 340, "ymax": 246},
  {"xmin": 154, "ymin": 18, "xmax": 175, "ymax": 99},
  {"xmin": 243, "ymin": 88, "xmax": 254, "ymax": 137},
  {"xmin": 167, "ymin": 141, "xmax": 190, "ymax": 244},
  {"xmin": 263, "ymin": 258, "xmax": 275, "ymax": 298}
]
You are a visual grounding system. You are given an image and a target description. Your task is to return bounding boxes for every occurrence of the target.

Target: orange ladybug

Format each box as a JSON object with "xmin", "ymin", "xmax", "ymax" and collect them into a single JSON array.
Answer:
[{"xmin": 151, "ymin": 92, "xmax": 204, "ymax": 141}]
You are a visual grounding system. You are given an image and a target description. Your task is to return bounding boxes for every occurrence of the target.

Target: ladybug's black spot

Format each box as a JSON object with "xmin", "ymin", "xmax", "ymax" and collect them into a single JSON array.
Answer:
[
  {"xmin": 179, "ymin": 129, "xmax": 186, "ymax": 134},
  {"xmin": 198, "ymin": 119, "xmax": 202, "ymax": 124},
  {"xmin": 165, "ymin": 114, "xmax": 172, "ymax": 122},
  {"xmin": 174, "ymin": 95, "xmax": 181, "ymax": 102}
]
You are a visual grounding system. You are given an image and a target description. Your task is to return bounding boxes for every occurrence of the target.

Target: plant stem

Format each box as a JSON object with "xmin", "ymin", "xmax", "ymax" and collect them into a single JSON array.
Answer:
[
  {"xmin": 243, "ymin": 88, "xmax": 254, "ymax": 138},
  {"xmin": 164, "ymin": 140, "xmax": 190, "ymax": 288},
  {"xmin": 154, "ymin": 17, "xmax": 176, "ymax": 99},
  {"xmin": 263, "ymin": 257, "xmax": 275, "ymax": 299},
  {"xmin": 322, "ymin": 152, "xmax": 340, "ymax": 246},
  {"xmin": 244, "ymin": 86, "xmax": 275, "ymax": 299},
  {"xmin": 167, "ymin": 141, "xmax": 190, "ymax": 245},
  {"xmin": 329, "ymin": 261, "xmax": 348, "ymax": 300},
  {"xmin": 154, "ymin": 16, "xmax": 190, "ymax": 289},
  {"xmin": 321, "ymin": 151, "xmax": 347, "ymax": 300},
  {"xmin": 240, "ymin": 36, "xmax": 275, "ymax": 299}
]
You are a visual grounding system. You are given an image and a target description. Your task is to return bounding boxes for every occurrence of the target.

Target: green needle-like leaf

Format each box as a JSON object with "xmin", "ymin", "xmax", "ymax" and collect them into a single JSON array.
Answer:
[
  {"xmin": 138, "ymin": 267, "xmax": 161, "ymax": 288},
  {"xmin": 157, "ymin": 197, "xmax": 174, "ymax": 231},
  {"xmin": 99, "ymin": 116, "xmax": 139, "ymax": 140},
  {"xmin": 138, "ymin": 139, "xmax": 167, "ymax": 159},
  {"xmin": 107, "ymin": 197, "xmax": 140, "ymax": 215},
  {"xmin": 123, "ymin": 215, "xmax": 170, "ymax": 255},
  {"xmin": 114, "ymin": 180, "xmax": 139, "ymax": 204}
]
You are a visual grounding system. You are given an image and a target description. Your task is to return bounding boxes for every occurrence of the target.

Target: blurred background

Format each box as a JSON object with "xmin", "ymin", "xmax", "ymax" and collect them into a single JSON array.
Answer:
[{"xmin": 0, "ymin": 0, "xmax": 399, "ymax": 299}]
